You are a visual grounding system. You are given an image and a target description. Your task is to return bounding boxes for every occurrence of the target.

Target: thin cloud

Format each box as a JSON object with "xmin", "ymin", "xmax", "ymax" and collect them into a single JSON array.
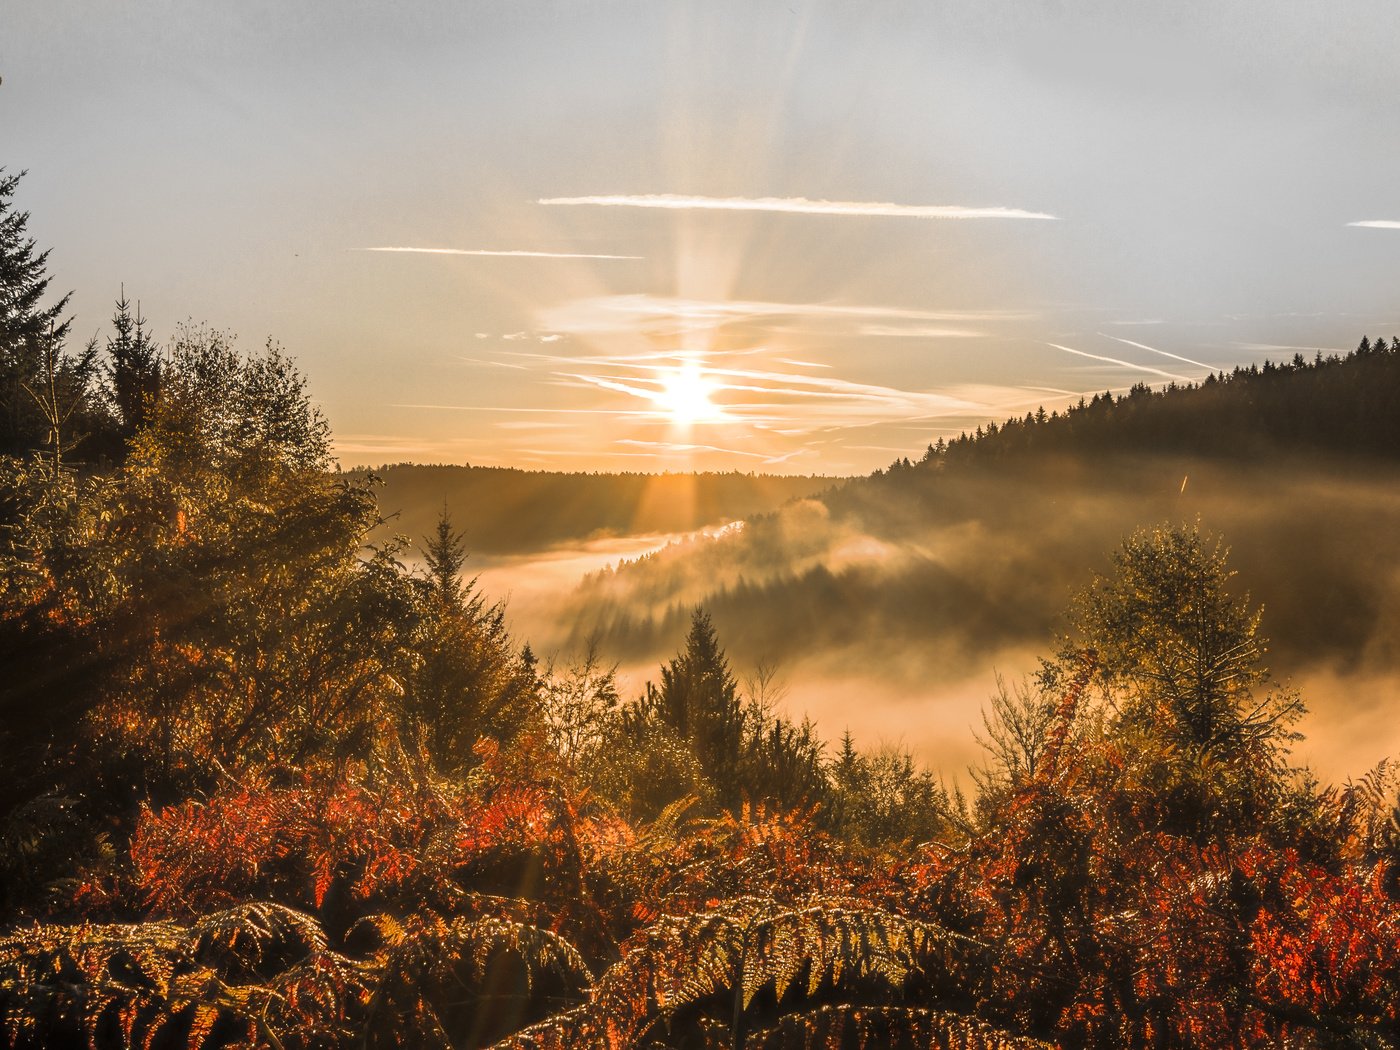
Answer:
[
  {"xmin": 858, "ymin": 325, "xmax": 987, "ymax": 338},
  {"xmin": 537, "ymin": 294, "xmax": 1027, "ymax": 337},
  {"xmin": 393, "ymin": 402, "xmax": 658, "ymax": 418},
  {"xmin": 1099, "ymin": 334, "xmax": 1213, "ymax": 371},
  {"xmin": 361, "ymin": 246, "xmax": 642, "ymax": 260},
  {"xmin": 538, "ymin": 194, "xmax": 1058, "ymax": 221},
  {"xmin": 616, "ymin": 438, "xmax": 769, "ymax": 459},
  {"xmin": 1347, "ymin": 220, "xmax": 1400, "ymax": 229},
  {"xmin": 1045, "ymin": 343, "xmax": 1192, "ymax": 383}
]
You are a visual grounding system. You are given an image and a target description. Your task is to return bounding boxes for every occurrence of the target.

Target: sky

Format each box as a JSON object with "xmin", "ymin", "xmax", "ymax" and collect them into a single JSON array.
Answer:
[{"xmin": 5, "ymin": 0, "xmax": 1400, "ymax": 475}]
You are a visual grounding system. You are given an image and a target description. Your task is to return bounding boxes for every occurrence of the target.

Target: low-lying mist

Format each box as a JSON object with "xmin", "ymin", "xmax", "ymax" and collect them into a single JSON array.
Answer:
[{"xmin": 472, "ymin": 454, "xmax": 1400, "ymax": 784}]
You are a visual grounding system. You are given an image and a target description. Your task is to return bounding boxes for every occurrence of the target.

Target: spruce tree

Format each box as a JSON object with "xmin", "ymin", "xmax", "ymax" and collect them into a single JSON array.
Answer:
[
  {"xmin": 105, "ymin": 287, "xmax": 160, "ymax": 441},
  {"xmin": 0, "ymin": 169, "xmax": 74, "ymax": 456},
  {"xmin": 649, "ymin": 608, "xmax": 744, "ymax": 800},
  {"xmin": 422, "ymin": 502, "xmax": 471, "ymax": 608}
]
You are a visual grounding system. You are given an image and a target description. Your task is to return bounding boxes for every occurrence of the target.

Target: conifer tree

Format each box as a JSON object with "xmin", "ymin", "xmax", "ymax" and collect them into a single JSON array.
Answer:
[
  {"xmin": 422, "ymin": 501, "xmax": 472, "ymax": 608},
  {"xmin": 104, "ymin": 287, "xmax": 160, "ymax": 441},
  {"xmin": 0, "ymin": 169, "xmax": 75, "ymax": 456},
  {"xmin": 648, "ymin": 608, "xmax": 744, "ymax": 800}
]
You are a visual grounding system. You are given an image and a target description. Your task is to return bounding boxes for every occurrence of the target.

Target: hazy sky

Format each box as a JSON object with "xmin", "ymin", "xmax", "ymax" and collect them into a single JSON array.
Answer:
[{"xmin": 5, "ymin": 1, "xmax": 1400, "ymax": 474}]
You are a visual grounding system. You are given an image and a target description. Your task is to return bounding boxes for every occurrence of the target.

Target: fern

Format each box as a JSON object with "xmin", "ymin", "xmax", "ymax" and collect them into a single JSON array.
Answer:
[
  {"xmin": 490, "ymin": 900, "xmax": 979, "ymax": 1049},
  {"xmin": 0, "ymin": 902, "xmax": 367, "ymax": 1049},
  {"xmin": 745, "ymin": 1004, "xmax": 1054, "ymax": 1049},
  {"xmin": 363, "ymin": 913, "xmax": 592, "ymax": 1048},
  {"xmin": 738, "ymin": 907, "xmax": 957, "ymax": 1009}
]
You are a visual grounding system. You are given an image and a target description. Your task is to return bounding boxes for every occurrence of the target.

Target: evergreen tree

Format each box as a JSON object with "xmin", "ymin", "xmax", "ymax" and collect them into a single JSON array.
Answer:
[
  {"xmin": 104, "ymin": 287, "xmax": 160, "ymax": 441},
  {"xmin": 422, "ymin": 501, "xmax": 471, "ymax": 608},
  {"xmin": 647, "ymin": 608, "xmax": 744, "ymax": 801},
  {"xmin": 407, "ymin": 505, "xmax": 535, "ymax": 771},
  {"xmin": 0, "ymin": 169, "xmax": 75, "ymax": 457}
]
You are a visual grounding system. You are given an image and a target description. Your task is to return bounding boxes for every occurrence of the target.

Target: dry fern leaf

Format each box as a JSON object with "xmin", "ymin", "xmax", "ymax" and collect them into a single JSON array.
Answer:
[
  {"xmin": 744, "ymin": 1004, "xmax": 1056, "ymax": 1050},
  {"xmin": 739, "ymin": 907, "xmax": 957, "ymax": 1009}
]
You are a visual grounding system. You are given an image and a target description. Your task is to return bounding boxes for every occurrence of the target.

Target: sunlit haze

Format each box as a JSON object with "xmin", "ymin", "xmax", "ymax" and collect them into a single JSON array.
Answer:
[{"xmin": 6, "ymin": 1, "xmax": 1400, "ymax": 473}]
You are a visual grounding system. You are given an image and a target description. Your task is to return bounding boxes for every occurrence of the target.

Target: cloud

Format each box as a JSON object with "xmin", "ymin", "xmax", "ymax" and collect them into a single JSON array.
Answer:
[
  {"xmin": 537, "ymin": 293, "xmax": 1026, "ymax": 337},
  {"xmin": 1099, "ymin": 334, "xmax": 1213, "ymax": 371},
  {"xmin": 331, "ymin": 434, "xmax": 447, "ymax": 457},
  {"xmin": 857, "ymin": 325, "xmax": 987, "ymax": 338},
  {"xmin": 361, "ymin": 246, "xmax": 642, "ymax": 260},
  {"xmin": 1347, "ymin": 220, "xmax": 1400, "ymax": 229},
  {"xmin": 615, "ymin": 438, "xmax": 769, "ymax": 459},
  {"xmin": 538, "ymin": 194, "xmax": 1058, "ymax": 221},
  {"xmin": 394, "ymin": 402, "xmax": 657, "ymax": 418},
  {"xmin": 1046, "ymin": 342, "xmax": 1193, "ymax": 383},
  {"xmin": 473, "ymin": 343, "xmax": 1087, "ymax": 438}
]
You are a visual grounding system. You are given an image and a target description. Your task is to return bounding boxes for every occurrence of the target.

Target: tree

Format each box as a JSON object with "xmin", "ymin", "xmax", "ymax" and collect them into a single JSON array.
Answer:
[
  {"xmin": 0, "ymin": 169, "xmax": 91, "ymax": 459},
  {"xmin": 0, "ymin": 326, "xmax": 412, "ymax": 801},
  {"xmin": 645, "ymin": 608, "xmax": 745, "ymax": 802},
  {"xmin": 971, "ymin": 673, "xmax": 1059, "ymax": 807},
  {"xmin": 103, "ymin": 287, "xmax": 160, "ymax": 442},
  {"xmin": 1059, "ymin": 522, "xmax": 1300, "ymax": 760},
  {"xmin": 405, "ymin": 505, "xmax": 537, "ymax": 773},
  {"xmin": 540, "ymin": 637, "xmax": 620, "ymax": 771},
  {"xmin": 826, "ymin": 736, "xmax": 949, "ymax": 847}
]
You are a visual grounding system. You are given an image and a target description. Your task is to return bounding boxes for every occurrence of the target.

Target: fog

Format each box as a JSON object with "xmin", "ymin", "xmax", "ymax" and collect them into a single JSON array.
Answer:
[{"xmin": 462, "ymin": 454, "xmax": 1400, "ymax": 785}]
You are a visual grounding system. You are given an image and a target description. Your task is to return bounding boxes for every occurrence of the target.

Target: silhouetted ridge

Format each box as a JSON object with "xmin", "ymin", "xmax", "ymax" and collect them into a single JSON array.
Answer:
[{"xmin": 909, "ymin": 338, "xmax": 1400, "ymax": 471}]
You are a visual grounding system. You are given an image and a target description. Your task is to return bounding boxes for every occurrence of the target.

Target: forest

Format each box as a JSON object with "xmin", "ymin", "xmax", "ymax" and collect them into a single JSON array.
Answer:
[
  {"xmin": 556, "ymin": 351, "xmax": 1400, "ymax": 779},
  {"xmin": 349, "ymin": 466, "xmax": 836, "ymax": 558},
  {"xmin": 3, "ymin": 167, "xmax": 1400, "ymax": 1048}
]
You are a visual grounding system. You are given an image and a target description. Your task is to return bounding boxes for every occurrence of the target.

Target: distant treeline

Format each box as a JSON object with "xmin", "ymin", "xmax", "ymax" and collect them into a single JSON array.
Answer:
[
  {"xmin": 351, "ymin": 463, "xmax": 840, "ymax": 555},
  {"xmin": 908, "ymin": 336, "xmax": 1400, "ymax": 471}
]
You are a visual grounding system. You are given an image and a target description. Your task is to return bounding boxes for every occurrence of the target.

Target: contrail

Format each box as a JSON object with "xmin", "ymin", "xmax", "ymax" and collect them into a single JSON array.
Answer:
[
  {"xmin": 1045, "ymin": 343, "xmax": 1192, "ymax": 383},
  {"xmin": 539, "ymin": 194, "xmax": 1058, "ymax": 221},
  {"xmin": 1099, "ymin": 334, "xmax": 1213, "ymax": 371},
  {"xmin": 1348, "ymin": 220, "xmax": 1400, "ymax": 229}
]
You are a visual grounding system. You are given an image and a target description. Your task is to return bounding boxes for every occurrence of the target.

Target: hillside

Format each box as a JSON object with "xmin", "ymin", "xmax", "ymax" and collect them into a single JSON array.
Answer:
[
  {"xmin": 555, "ymin": 342, "xmax": 1400, "ymax": 771},
  {"xmin": 348, "ymin": 464, "xmax": 843, "ymax": 556}
]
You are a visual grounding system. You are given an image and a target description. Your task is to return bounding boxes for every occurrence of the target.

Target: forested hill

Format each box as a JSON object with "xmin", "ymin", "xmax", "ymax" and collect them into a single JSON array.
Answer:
[
  {"xmin": 560, "ymin": 337, "xmax": 1400, "ymax": 689},
  {"xmin": 912, "ymin": 336, "xmax": 1400, "ymax": 472},
  {"xmin": 348, "ymin": 464, "xmax": 840, "ymax": 555}
]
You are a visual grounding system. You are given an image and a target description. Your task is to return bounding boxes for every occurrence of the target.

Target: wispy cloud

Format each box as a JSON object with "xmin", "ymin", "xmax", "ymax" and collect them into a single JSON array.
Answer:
[
  {"xmin": 858, "ymin": 325, "xmax": 986, "ymax": 338},
  {"xmin": 493, "ymin": 346, "xmax": 1043, "ymax": 435},
  {"xmin": 332, "ymin": 434, "xmax": 443, "ymax": 456},
  {"xmin": 1232, "ymin": 342, "xmax": 1347, "ymax": 354},
  {"xmin": 361, "ymin": 246, "xmax": 641, "ymax": 260},
  {"xmin": 539, "ymin": 194, "xmax": 1058, "ymax": 221},
  {"xmin": 1100, "ymin": 334, "xmax": 1213, "ymax": 371},
  {"xmin": 394, "ymin": 403, "xmax": 659, "ymax": 418},
  {"xmin": 537, "ymin": 294, "xmax": 1026, "ymax": 337},
  {"xmin": 616, "ymin": 438, "xmax": 769, "ymax": 459},
  {"xmin": 1045, "ymin": 343, "xmax": 1192, "ymax": 383},
  {"xmin": 1347, "ymin": 220, "xmax": 1400, "ymax": 230}
]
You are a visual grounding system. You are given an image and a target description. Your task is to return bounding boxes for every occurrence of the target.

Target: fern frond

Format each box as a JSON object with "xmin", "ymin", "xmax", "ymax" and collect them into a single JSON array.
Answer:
[
  {"xmin": 745, "ymin": 1003, "xmax": 1055, "ymax": 1049},
  {"xmin": 365, "ymin": 914, "xmax": 591, "ymax": 1048},
  {"xmin": 739, "ymin": 906, "xmax": 957, "ymax": 1010}
]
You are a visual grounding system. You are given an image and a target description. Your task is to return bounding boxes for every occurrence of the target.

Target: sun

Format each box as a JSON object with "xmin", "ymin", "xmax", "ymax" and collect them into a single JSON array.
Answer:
[{"xmin": 654, "ymin": 362, "xmax": 724, "ymax": 424}]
